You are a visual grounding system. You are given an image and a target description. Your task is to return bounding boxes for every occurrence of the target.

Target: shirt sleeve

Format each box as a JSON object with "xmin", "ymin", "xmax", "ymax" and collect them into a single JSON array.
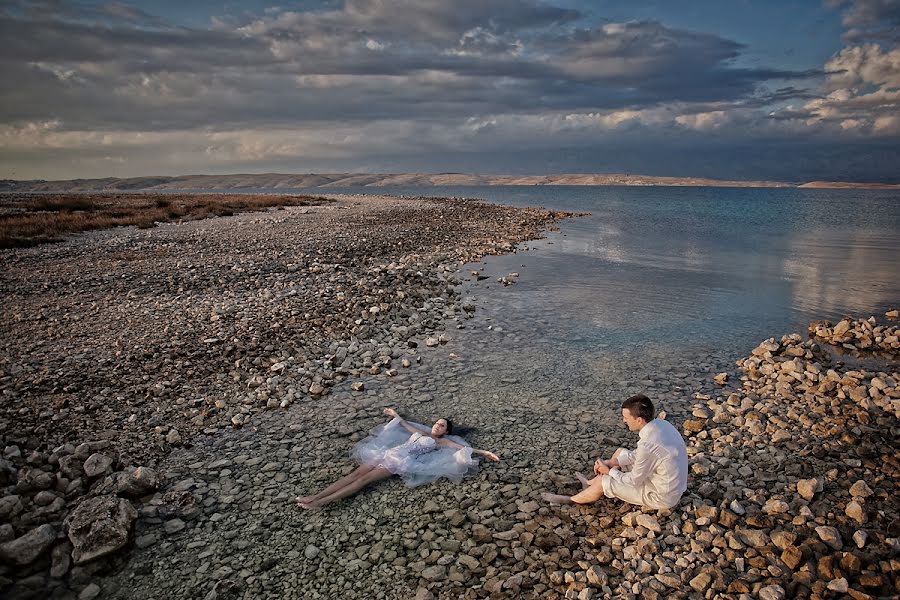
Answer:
[
  {"xmin": 616, "ymin": 449, "xmax": 636, "ymax": 468},
  {"xmin": 613, "ymin": 442, "xmax": 655, "ymax": 488}
]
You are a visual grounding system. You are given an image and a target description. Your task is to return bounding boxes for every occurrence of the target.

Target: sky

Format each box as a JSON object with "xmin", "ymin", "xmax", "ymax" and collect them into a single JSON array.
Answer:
[{"xmin": 1, "ymin": 0, "xmax": 899, "ymax": 182}]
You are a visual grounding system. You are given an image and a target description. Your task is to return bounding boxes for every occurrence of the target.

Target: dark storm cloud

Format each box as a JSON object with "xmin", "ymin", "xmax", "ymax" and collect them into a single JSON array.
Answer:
[
  {"xmin": 827, "ymin": 0, "xmax": 900, "ymax": 42},
  {"xmin": 0, "ymin": 0, "xmax": 812, "ymax": 132}
]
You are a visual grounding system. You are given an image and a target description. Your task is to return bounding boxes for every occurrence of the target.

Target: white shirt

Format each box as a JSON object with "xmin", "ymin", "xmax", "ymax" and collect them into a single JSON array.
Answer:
[{"xmin": 609, "ymin": 418, "xmax": 688, "ymax": 507}]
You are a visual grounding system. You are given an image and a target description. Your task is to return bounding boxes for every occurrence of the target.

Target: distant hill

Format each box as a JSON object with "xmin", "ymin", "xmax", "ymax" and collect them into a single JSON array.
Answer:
[
  {"xmin": 797, "ymin": 181, "xmax": 900, "ymax": 190},
  {"xmin": 2, "ymin": 173, "xmax": 898, "ymax": 192}
]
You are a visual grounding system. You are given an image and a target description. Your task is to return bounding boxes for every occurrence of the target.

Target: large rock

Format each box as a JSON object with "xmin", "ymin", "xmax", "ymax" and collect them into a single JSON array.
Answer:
[
  {"xmin": 815, "ymin": 526, "xmax": 843, "ymax": 551},
  {"xmin": 0, "ymin": 495, "xmax": 24, "ymax": 521},
  {"xmin": 796, "ymin": 478, "xmax": 819, "ymax": 501},
  {"xmin": 0, "ymin": 524, "xmax": 57, "ymax": 565},
  {"xmin": 91, "ymin": 466, "xmax": 160, "ymax": 498},
  {"xmin": 83, "ymin": 453, "xmax": 114, "ymax": 478},
  {"xmin": 65, "ymin": 495, "xmax": 137, "ymax": 564}
]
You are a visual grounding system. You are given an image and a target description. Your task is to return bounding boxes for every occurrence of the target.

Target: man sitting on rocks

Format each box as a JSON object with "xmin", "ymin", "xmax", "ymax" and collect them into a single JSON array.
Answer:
[{"xmin": 542, "ymin": 394, "xmax": 688, "ymax": 510}]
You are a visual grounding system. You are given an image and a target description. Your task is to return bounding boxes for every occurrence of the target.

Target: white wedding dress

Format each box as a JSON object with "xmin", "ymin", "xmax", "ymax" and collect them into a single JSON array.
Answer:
[{"xmin": 350, "ymin": 417, "xmax": 479, "ymax": 487}]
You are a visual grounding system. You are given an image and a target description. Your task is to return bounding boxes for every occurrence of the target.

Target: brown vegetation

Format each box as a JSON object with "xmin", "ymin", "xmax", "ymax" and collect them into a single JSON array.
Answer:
[{"xmin": 0, "ymin": 193, "xmax": 331, "ymax": 248}]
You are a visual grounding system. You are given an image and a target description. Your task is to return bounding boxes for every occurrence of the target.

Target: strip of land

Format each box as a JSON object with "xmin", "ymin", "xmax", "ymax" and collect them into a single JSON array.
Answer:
[
  {"xmin": 3, "ymin": 172, "xmax": 899, "ymax": 192},
  {"xmin": 0, "ymin": 193, "xmax": 330, "ymax": 248}
]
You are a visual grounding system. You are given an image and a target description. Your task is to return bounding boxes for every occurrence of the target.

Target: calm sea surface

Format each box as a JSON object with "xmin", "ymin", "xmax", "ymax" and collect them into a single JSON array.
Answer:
[{"xmin": 306, "ymin": 186, "xmax": 899, "ymax": 357}]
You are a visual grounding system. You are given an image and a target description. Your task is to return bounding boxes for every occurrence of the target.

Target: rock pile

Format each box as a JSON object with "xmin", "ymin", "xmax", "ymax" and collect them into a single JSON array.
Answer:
[
  {"xmin": 674, "ymin": 333, "xmax": 898, "ymax": 599},
  {"xmin": 538, "ymin": 332, "xmax": 898, "ymax": 600},
  {"xmin": 0, "ymin": 439, "xmax": 160, "ymax": 597},
  {"xmin": 809, "ymin": 314, "xmax": 900, "ymax": 357}
]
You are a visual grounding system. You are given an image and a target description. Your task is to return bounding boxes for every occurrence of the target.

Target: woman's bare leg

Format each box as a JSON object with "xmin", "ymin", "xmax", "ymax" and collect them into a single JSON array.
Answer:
[
  {"xmin": 295, "ymin": 464, "xmax": 374, "ymax": 504},
  {"xmin": 303, "ymin": 467, "xmax": 392, "ymax": 508}
]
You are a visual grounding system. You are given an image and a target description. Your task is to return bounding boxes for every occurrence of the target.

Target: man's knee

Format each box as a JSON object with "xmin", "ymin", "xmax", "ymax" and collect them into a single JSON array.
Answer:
[{"xmin": 612, "ymin": 448, "xmax": 624, "ymax": 460}]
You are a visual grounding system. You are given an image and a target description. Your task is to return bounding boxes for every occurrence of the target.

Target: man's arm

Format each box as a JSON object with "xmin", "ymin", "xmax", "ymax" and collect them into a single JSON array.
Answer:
[
  {"xmin": 614, "ymin": 449, "xmax": 636, "ymax": 468},
  {"xmin": 608, "ymin": 443, "xmax": 654, "ymax": 488}
]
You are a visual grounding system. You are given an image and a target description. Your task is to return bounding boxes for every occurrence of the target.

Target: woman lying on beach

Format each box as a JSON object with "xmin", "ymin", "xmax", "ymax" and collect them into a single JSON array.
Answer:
[{"xmin": 295, "ymin": 407, "xmax": 500, "ymax": 509}]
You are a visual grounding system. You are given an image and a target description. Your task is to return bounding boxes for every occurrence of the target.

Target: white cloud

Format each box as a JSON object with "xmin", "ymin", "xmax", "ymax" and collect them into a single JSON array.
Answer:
[{"xmin": 675, "ymin": 110, "xmax": 728, "ymax": 130}]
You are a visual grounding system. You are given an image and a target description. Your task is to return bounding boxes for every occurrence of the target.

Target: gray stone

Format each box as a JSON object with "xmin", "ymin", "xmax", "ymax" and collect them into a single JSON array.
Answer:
[
  {"xmin": 82, "ymin": 453, "xmax": 113, "ymax": 478},
  {"xmin": 758, "ymin": 585, "xmax": 785, "ymax": 600},
  {"xmin": 92, "ymin": 466, "xmax": 160, "ymax": 498},
  {"xmin": 0, "ymin": 524, "xmax": 57, "ymax": 565},
  {"xmin": 814, "ymin": 526, "xmax": 842, "ymax": 550},
  {"xmin": 304, "ymin": 544, "xmax": 319, "ymax": 559},
  {"xmin": 737, "ymin": 528, "xmax": 769, "ymax": 548},
  {"xmin": 65, "ymin": 495, "xmax": 137, "ymax": 564},
  {"xmin": 79, "ymin": 583, "xmax": 101, "ymax": 600},
  {"xmin": 50, "ymin": 542, "xmax": 73, "ymax": 578},
  {"xmin": 421, "ymin": 565, "xmax": 447, "ymax": 582},
  {"xmin": 164, "ymin": 519, "xmax": 186, "ymax": 535},
  {"xmin": 635, "ymin": 514, "xmax": 661, "ymax": 533}
]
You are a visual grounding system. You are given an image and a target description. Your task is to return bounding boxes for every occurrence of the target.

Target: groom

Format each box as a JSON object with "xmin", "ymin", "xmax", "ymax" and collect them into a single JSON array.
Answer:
[{"xmin": 542, "ymin": 395, "xmax": 688, "ymax": 510}]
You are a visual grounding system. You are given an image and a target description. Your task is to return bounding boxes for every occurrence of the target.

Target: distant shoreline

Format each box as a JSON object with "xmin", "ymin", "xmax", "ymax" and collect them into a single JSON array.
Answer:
[{"xmin": 3, "ymin": 173, "xmax": 899, "ymax": 192}]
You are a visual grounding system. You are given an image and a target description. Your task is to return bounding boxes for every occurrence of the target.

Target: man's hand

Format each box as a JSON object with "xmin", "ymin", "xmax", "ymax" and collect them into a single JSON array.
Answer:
[
  {"xmin": 383, "ymin": 407, "xmax": 399, "ymax": 418},
  {"xmin": 593, "ymin": 459, "xmax": 610, "ymax": 476}
]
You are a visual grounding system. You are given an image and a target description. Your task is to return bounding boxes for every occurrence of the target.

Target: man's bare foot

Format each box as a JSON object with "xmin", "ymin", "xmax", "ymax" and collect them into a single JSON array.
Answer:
[
  {"xmin": 541, "ymin": 492, "xmax": 573, "ymax": 505},
  {"xmin": 297, "ymin": 500, "xmax": 322, "ymax": 510},
  {"xmin": 575, "ymin": 472, "xmax": 591, "ymax": 489}
]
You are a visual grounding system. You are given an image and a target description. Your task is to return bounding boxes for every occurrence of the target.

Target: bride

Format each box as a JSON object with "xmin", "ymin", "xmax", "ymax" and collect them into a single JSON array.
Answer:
[{"xmin": 296, "ymin": 407, "xmax": 500, "ymax": 509}]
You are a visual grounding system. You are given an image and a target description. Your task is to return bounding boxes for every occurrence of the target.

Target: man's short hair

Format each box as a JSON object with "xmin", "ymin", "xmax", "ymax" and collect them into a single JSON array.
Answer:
[{"xmin": 622, "ymin": 394, "xmax": 655, "ymax": 422}]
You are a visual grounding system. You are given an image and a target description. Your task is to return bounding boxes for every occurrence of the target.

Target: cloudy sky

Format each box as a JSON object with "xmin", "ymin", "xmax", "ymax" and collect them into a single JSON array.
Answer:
[{"xmin": 1, "ymin": 0, "xmax": 899, "ymax": 182}]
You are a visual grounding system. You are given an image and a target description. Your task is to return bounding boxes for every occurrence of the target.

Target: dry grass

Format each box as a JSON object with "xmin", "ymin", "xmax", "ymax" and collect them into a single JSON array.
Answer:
[{"xmin": 0, "ymin": 193, "xmax": 331, "ymax": 248}]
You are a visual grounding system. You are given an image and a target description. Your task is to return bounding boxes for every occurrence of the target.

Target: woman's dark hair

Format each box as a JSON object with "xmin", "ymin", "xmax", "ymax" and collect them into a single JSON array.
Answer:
[
  {"xmin": 621, "ymin": 394, "xmax": 655, "ymax": 422},
  {"xmin": 443, "ymin": 418, "xmax": 453, "ymax": 435}
]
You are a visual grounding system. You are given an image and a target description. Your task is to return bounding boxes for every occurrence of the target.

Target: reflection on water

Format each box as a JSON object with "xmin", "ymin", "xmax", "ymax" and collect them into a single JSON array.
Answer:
[{"xmin": 295, "ymin": 185, "xmax": 899, "ymax": 360}]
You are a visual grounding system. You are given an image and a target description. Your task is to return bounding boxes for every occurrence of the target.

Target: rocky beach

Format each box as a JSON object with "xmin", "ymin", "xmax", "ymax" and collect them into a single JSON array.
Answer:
[{"xmin": 0, "ymin": 193, "xmax": 898, "ymax": 600}]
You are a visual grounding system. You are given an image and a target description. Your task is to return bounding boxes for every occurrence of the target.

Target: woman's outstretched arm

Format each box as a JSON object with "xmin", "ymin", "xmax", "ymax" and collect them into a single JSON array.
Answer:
[
  {"xmin": 382, "ymin": 407, "xmax": 428, "ymax": 434},
  {"xmin": 437, "ymin": 437, "xmax": 500, "ymax": 461}
]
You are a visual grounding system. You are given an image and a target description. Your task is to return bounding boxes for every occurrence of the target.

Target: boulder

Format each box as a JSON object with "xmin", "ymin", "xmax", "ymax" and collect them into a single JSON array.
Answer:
[
  {"xmin": 83, "ymin": 453, "xmax": 114, "ymax": 478},
  {"xmin": 796, "ymin": 478, "xmax": 819, "ymax": 501},
  {"xmin": 91, "ymin": 466, "xmax": 160, "ymax": 498},
  {"xmin": 65, "ymin": 495, "xmax": 137, "ymax": 564},
  {"xmin": 0, "ymin": 524, "xmax": 57, "ymax": 565}
]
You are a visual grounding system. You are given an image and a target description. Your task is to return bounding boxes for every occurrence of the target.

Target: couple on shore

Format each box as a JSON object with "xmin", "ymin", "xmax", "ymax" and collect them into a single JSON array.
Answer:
[{"xmin": 296, "ymin": 395, "xmax": 688, "ymax": 512}]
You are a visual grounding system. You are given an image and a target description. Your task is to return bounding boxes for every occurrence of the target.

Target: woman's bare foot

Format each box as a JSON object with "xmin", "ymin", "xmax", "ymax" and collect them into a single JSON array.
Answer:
[
  {"xmin": 295, "ymin": 496, "xmax": 317, "ymax": 508},
  {"xmin": 298, "ymin": 499, "xmax": 327, "ymax": 510},
  {"xmin": 575, "ymin": 472, "xmax": 590, "ymax": 489}
]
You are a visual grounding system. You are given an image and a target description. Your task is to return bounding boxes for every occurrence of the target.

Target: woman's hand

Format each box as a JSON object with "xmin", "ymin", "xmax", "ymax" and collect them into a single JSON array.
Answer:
[
  {"xmin": 383, "ymin": 407, "xmax": 399, "ymax": 418},
  {"xmin": 482, "ymin": 451, "xmax": 500, "ymax": 462}
]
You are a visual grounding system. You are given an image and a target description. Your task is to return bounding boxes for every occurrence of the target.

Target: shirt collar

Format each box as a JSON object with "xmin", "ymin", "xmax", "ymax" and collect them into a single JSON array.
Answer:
[{"xmin": 638, "ymin": 419, "xmax": 656, "ymax": 440}]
